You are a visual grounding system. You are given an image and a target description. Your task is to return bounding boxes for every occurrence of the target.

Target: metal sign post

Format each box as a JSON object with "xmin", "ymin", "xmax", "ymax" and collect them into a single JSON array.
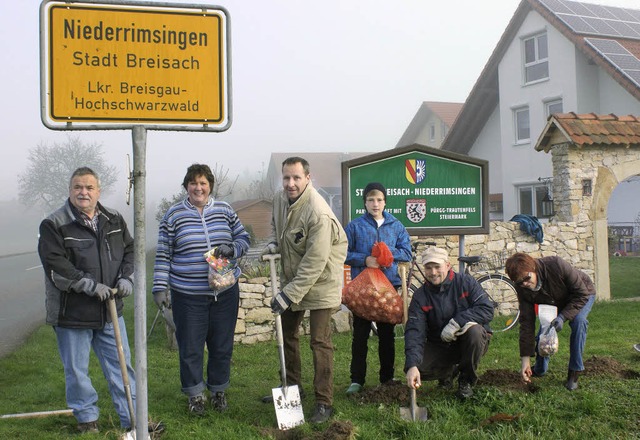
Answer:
[{"xmin": 131, "ymin": 126, "xmax": 147, "ymax": 440}]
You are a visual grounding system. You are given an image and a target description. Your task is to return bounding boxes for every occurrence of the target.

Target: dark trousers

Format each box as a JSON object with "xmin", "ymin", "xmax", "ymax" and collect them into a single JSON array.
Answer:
[
  {"xmin": 418, "ymin": 324, "xmax": 491, "ymax": 384},
  {"xmin": 281, "ymin": 308, "xmax": 334, "ymax": 406},
  {"xmin": 350, "ymin": 315, "xmax": 395, "ymax": 385},
  {"xmin": 172, "ymin": 285, "xmax": 240, "ymax": 396}
]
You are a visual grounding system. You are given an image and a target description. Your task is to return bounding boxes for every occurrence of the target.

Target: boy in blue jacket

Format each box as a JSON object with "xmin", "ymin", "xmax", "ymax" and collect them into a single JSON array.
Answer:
[{"xmin": 344, "ymin": 182, "xmax": 412, "ymax": 395}]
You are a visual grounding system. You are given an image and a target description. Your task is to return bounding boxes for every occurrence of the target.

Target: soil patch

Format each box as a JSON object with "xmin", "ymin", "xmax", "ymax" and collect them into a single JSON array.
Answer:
[
  {"xmin": 582, "ymin": 355, "xmax": 640, "ymax": 379},
  {"xmin": 351, "ymin": 381, "xmax": 409, "ymax": 406},
  {"xmin": 478, "ymin": 369, "xmax": 540, "ymax": 393},
  {"xmin": 259, "ymin": 421, "xmax": 356, "ymax": 440}
]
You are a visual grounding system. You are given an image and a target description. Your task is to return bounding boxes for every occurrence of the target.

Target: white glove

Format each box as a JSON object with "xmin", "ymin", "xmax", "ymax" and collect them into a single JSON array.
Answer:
[
  {"xmin": 441, "ymin": 318, "xmax": 461, "ymax": 342},
  {"xmin": 116, "ymin": 278, "xmax": 133, "ymax": 298},
  {"xmin": 261, "ymin": 243, "xmax": 278, "ymax": 256},
  {"xmin": 456, "ymin": 321, "xmax": 478, "ymax": 336},
  {"xmin": 91, "ymin": 283, "xmax": 113, "ymax": 302}
]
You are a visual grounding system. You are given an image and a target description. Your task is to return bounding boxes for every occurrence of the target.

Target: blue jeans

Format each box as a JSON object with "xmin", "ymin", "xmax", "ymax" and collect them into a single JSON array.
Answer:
[
  {"xmin": 171, "ymin": 284, "xmax": 240, "ymax": 397},
  {"xmin": 533, "ymin": 295, "xmax": 595, "ymax": 374},
  {"xmin": 54, "ymin": 316, "xmax": 136, "ymax": 428}
]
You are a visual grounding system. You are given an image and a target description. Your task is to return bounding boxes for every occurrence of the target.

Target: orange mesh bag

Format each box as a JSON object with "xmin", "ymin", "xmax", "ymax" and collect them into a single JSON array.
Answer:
[
  {"xmin": 371, "ymin": 242, "xmax": 394, "ymax": 268},
  {"xmin": 342, "ymin": 268, "xmax": 403, "ymax": 324}
]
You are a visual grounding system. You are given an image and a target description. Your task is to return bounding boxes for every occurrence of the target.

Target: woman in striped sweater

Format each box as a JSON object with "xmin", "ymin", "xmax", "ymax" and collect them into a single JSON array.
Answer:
[{"xmin": 152, "ymin": 164, "xmax": 250, "ymax": 415}]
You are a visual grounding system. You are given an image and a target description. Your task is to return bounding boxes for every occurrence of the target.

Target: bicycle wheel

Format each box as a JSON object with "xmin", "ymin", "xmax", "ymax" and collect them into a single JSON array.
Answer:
[{"xmin": 477, "ymin": 274, "xmax": 520, "ymax": 332}]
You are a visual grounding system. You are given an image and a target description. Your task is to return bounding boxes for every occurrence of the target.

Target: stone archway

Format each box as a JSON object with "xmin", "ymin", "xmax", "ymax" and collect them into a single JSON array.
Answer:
[{"xmin": 535, "ymin": 113, "xmax": 640, "ymax": 300}]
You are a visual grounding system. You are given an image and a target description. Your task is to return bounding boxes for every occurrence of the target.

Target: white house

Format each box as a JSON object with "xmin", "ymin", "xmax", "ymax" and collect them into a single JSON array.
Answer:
[
  {"xmin": 396, "ymin": 101, "xmax": 463, "ymax": 149},
  {"xmin": 439, "ymin": 0, "xmax": 640, "ymax": 221}
]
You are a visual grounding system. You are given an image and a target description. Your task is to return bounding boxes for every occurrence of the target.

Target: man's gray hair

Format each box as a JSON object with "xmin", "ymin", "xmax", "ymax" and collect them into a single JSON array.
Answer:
[{"xmin": 69, "ymin": 167, "xmax": 101, "ymax": 188}]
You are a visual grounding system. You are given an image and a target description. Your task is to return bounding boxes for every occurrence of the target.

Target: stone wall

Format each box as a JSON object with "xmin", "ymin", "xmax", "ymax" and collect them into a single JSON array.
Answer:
[
  {"xmin": 234, "ymin": 276, "xmax": 351, "ymax": 344},
  {"xmin": 233, "ymin": 219, "xmax": 596, "ymax": 344}
]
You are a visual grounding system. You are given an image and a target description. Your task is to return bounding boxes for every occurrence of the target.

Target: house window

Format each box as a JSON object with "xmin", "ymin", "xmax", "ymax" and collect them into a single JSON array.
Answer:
[
  {"xmin": 429, "ymin": 124, "xmax": 436, "ymax": 143},
  {"xmin": 524, "ymin": 33, "xmax": 549, "ymax": 83},
  {"xmin": 517, "ymin": 184, "xmax": 552, "ymax": 218},
  {"xmin": 441, "ymin": 121, "xmax": 448, "ymax": 139},
  {"xmin": 514, "ymin": 107, "xmax": 530, "ymax": 143},
  {"xmin": 545, "ymin": 99, "xmax": 563, "ymax": 117}
]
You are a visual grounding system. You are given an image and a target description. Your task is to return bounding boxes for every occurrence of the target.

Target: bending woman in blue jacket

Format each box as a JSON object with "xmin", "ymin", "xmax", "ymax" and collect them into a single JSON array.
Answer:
[{"xmin": 344, "ymin": 182, "xmax": 411, "ymax": 395}]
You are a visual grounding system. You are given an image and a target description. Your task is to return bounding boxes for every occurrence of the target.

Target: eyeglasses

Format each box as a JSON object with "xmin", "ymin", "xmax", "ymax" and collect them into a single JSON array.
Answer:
[{"xmin": 515, "ymin": 273, "xmax": 532, "ymax": 287}]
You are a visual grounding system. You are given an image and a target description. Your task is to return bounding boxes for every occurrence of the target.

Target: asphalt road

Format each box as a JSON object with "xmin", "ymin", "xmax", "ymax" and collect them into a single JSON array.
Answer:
[{"xmin": 0, "ymin": 252, "xmax": 46, "ymax": 358}]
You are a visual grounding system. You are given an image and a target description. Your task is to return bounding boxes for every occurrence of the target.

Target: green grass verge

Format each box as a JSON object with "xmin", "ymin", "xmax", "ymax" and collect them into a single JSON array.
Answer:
[
  {"xmin": 609, "ymin": 256, "xmax": 640, "ymax": 299},
  {"xmin": 1, "ymin": 299, "xmax": 639, "ymax": 439}
]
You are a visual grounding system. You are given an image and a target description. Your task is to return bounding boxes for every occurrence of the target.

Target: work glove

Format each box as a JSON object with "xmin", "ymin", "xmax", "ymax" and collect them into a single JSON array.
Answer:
[
  {"xmin": 153, "ymin": 289, "xmax": 170, "ymax": 309},
  {"xmin": 90, "ymin": 283, "xmax": 113, "ymax": 301},
  {"xmin": 261, "ymin": 243, "xmax": 278, "ymax": 257},
  {"xmin": 550, "ymin": 315, "xmax": 565, "ymax": 332},
  {"xmin": 271, "ymin": 291, "xmax": 292, "ymax": 315},
  {"xmin": 213, "ymin": 244, "xmax": 234, "ymax": 259},
  {"xmin": 441, "ymin": 318, "xmax": 461, "ymax": 342},
  {"xmin": 115, "ymin": 278, "xmax": 133, "ymax": 298}
]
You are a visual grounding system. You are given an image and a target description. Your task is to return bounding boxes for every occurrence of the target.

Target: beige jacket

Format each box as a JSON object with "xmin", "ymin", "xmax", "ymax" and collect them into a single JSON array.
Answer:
[{"xmin": 270, "ymin": 181, "xmax": 347, "ymax": 311}]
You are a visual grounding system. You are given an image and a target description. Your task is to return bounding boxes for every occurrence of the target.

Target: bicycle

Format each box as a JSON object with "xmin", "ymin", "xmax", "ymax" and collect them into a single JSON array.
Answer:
[{"xmin": 405, "ymin": 241, "xmax": 519, "ymax": 332}]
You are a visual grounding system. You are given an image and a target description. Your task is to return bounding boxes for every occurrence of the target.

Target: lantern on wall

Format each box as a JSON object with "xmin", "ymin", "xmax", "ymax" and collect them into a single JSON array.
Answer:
[{"xmin": 538, "ymin": 177, "xmax": 554, "ymax": 217}]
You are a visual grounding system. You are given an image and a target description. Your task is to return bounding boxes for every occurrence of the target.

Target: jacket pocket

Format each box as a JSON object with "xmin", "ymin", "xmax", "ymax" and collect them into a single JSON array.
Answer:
[
  {"xmin": 64, "ymin": 238, "xmax": 98, "ymax": 273},
  {"xmin": 285, "ymin": 227, "xmax": 307, "ymax": 254}
]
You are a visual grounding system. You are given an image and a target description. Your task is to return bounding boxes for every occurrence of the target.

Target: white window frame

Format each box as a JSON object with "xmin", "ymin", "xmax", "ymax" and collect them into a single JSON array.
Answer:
[
  {"xmin": 545, "ymin": 98, "xmax": 563, "ymax": 118},
  {"xmin": 514, "ymin": 106, "xmax": 530, "ymax": 144},
  {"xmin": 429, "ymin": 123, "xmax": 436, "ymax": 143},
  {"xmin": 523, "ymin": 32, "xmax": 549, "ymax": 84},
  {"xmin": 516, "ymin": 184, "xmax": 552, "ymax": 218}
]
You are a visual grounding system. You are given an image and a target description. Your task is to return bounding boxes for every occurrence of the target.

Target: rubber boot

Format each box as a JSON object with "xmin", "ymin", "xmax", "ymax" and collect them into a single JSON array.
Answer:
[{"xmin": 565, "ymin": 369, "xmax": 579, "ymax": 391}]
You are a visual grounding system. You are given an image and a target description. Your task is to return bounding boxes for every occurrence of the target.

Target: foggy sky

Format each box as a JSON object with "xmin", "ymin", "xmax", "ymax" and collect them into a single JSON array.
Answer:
[{"xmin": 1, "ymin": 0, "xmax": 638, "ymax": 222}]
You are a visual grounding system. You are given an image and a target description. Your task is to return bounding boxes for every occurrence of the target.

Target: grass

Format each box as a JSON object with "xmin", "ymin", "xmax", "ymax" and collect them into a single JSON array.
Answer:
[
  {"xmin": 0, "ymin": 257, "xmax": 639, "ymax": 439},
  {"xmin": 609, "ymin": 256, "xmax": 640, "ymax": 299}
]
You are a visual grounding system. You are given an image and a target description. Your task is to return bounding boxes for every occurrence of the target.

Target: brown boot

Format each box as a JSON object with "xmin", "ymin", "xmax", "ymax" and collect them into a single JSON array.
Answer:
[{"xmin": 565, "ymin": 369, "xmax": 579, "ymax": 391}]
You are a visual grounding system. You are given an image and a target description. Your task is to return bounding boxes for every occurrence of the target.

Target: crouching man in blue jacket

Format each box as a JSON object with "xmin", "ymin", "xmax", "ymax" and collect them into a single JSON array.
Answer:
[{"xmin": 404, "ymin": 247, "xmax": 494, "ymax": 400}]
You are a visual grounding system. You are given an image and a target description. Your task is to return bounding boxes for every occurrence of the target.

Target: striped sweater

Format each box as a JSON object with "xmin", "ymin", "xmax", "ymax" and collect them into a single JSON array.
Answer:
[{"xmin": 152, "ymin": 197, "xmax": 250, "ymax": 296}]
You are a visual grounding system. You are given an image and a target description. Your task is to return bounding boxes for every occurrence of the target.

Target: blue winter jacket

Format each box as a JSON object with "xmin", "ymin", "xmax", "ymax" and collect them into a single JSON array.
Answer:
[{"xmin": 344, "ymin": 211, "xmax": 412, "ymax": 287}]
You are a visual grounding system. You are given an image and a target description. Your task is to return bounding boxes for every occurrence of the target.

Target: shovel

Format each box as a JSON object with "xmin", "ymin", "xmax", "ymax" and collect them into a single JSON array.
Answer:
[
  {"xmin": 262, "ymin": 253, "xmax": 305, "ymax": 430},
  {"xmin": 399, "ymin": 388, "xmax": 428, "ymax": 422},
  {"xmin": 107, "ymin": 295, "xmax": 150, "ymax": 440}
]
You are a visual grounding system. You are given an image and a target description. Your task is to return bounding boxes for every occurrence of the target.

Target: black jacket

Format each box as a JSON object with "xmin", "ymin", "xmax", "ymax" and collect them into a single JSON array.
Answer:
[
  {"xmin": 38, "ymin": 200, "xmax": 134, "ymax": 329},
  {"xmin": 404, "ymin": 269, "xmax": 494, "ymax": 371},
  {"xmin": 516, "ymin": 256, "xmax": 595, "ymax": 357}
]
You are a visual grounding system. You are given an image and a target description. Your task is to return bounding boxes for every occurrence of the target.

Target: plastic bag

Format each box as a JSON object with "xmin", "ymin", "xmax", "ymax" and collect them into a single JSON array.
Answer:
[
  {"xmin": 341, "ymin": 267, "xmax": 402, "ymax": 324},
  {"xmin": 371, "ymin": 242, "xmax": 394, "ymax": 268},
  {"xmin": 204, "ymin": 249, "xmax": 237, "ymax": 293},
  {"xmin": 538, "ymin": 325, "xmax": 559, "ymax": 357}
]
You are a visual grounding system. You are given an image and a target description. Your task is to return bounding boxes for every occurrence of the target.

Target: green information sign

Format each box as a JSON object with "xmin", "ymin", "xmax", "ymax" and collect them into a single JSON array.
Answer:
[{"xmin": 342, "ymin": 144, "xmax": 489, "ymax": 235}]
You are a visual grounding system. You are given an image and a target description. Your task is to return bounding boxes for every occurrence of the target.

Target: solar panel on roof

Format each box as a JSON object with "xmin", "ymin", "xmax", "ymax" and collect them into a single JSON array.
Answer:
[
  {"xmin": 583, "ymin": 16, "xmax": 620, "ymax": 35},
  {"xmin": 608, "ymin": 54, "xmax": 640, "ymax": 70},
  {"xmin": 539, "ymin": 0, "xmax": 640, "ymax": 40},
  {"xmin": 605, "ymin": 20, "xmax": 640, "ymax": 39},
  {"xmin": 585, "ymin": 38, "xmax": 640, "ymax": 88}
]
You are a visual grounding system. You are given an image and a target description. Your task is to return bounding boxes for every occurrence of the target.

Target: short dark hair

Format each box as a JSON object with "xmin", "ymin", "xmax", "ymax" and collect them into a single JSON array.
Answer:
[
  {"xmin": 505, "ymin": 252, "xmax": 537, "ymax": 281},
  {"xmin": 282, "ymin": 157, "xmax": 310, "ymax": 176},
  {"xmin": 69, "ymin": 167, "xmax": 100, "ymax": 189},
  {"xmin": 182, "ymin": 164, "xmax": 215, "ymax": 190}
]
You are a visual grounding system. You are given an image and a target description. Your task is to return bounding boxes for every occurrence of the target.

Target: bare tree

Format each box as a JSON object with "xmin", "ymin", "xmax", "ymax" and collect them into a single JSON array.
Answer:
[
  {"xmin": 210, "ymin": 163, "xmax": 238, "ymax": 200},
  {"xmin": 155, "ymin": 163, "xmax": 238, "ymax": 221},
  {"xmin": 243, "ymin": 162, "xmax": 275, "ymax": 201},
  {"xmin": 18, "ymin": 137, "xmax": 117, "ymax": 210}
]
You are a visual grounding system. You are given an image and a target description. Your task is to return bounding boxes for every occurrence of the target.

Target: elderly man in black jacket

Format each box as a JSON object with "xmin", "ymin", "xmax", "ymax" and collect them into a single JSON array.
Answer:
[
  {"xmin": 38, "ymin": 167, "xmax": 136, "ymax": 434},
  {"xmin": 506, "ymin": 252, "xmax": 595, "ymax": 391},
  {"xmin": 404, "ymin": 247, "xmax": 494, "ymax": 400}
]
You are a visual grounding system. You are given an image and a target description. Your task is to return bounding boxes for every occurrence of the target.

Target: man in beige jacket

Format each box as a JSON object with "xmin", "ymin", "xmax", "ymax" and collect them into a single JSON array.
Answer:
[{"xmin": 262, "ymin": 156, "xmax": 347, "ymax": 424}]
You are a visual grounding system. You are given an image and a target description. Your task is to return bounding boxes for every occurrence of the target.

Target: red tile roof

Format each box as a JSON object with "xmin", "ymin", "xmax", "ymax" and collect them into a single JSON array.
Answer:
[
  {"xmin": 535, "ymin": 113, "xmax": 640, "ymax": 151},
  {"xmin": 423, "ymin": 101, "xmax": 464, "ymax": 127}
]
